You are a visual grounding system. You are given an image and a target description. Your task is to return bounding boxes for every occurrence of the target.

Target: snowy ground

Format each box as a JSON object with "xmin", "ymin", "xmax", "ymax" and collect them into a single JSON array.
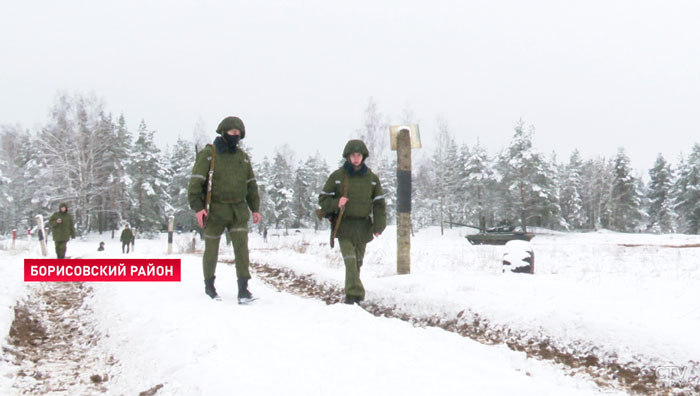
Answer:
[
  {"xmin": 258, "ymin": 227, "xmax": 700, "ymax": 366},
  {"xmin": 1, "ymin": 227, "xmax": 699, "ymax": 395}
]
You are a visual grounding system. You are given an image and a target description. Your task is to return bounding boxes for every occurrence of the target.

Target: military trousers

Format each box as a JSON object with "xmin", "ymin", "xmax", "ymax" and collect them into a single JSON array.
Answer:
[
  {"xmin": 338, "ymin": 238, "xmax": 366, "ymax": 300},
  {"xmin": 54, "ymin": 241, "xmax": 67, "ymax": 259},
  {"xmin": 202, "ymin": 203, "xmax": 251, "ymax": 281}
]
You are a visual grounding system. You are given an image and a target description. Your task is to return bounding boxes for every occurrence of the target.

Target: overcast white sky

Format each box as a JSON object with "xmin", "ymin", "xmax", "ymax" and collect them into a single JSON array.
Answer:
[{"xmin": 1, "ymin": 0, "xmax": 699, "ymax": 172}]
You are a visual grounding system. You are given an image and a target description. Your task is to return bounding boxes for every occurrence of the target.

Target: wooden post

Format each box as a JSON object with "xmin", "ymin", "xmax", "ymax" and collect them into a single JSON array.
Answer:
[
  {"xmin": 12, "ymin": 229, "xmax": 16, "ymax": 250},
  {"xmin": 167, "ymin": 216, "xmax": 174, "ymax": 254},
  {"xmin": 396, "ymin": 129, "xmax": 412, "ymax": 274},
  {"xmin": 35, "ymin": 215, "xmax": 47, "ymax": 257}
]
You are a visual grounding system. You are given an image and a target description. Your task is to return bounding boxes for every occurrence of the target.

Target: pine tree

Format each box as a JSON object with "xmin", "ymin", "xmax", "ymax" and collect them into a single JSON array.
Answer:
[
  {"xmin": 373, "ymin": 156, "xmax": 397, "ymax": 225},
  {"xmin": 609, "ymin": 148, "xmax": 642, "ymax": 232},
  {"xmin": 91, "ymin": 112, "xmax": 121, "ymax": 233},
  {"xmin": 432, "ymin": 118, "xmax": 459, "ymax": 234},
  {"xmin": 267, "ymin": 149, "xmax": 295, "ymax": 229},
  {"xmin": 530, "ymin": 151, "xmax": 563, "ymax": 229},
  {"xmin": 293, "ymin": 157, "xmax": 314, "ymax": 228},
  {"xmin": 647, "ymin": 154, "xmax": 676, "ymax": 233},
  {"xmin": 674, "ymin": 144, "xmax": 700, "ymax": 234},
  {"xmin": 463, "ymin": 140, "xmax": 496, "ymax": 229},
  {"xmin": 0, "ymin": 157, "xmax": 9, "ymax": 232},
  {"xmin": 412, "ymin": 159, "xmax": 438, "ymax": 229},
  {"xmin": 167, "ymin": 136, "xmax": 196, "ymax": 231},
  {"xmin": 302, "ymin": 151, "xmax": 331, "ymax": 230},
  {"xmin": 579, "ymin": 156, "xmax": 614, "ymax": 230},
  {"xmin": 254, "ymin": 156, "xmax": 276, "ymax": 232},
  {"xmin": 444, "ymin": 139, "xmax": 461, "ymax": 227},
  {"xmin": 453, "ymin": 143, "xmax": 470, "ymax": 224},
  {"xmin": 106, "ymin": 114, "xmax": 134, "ymax": 230},
  {"xmin": 559, "ymin": 150, "xmax": 587, "ymax": 229},
  {"xmin": 496, "ymin": 120, "xmax": 561, "ymax": 232},
  {"xmin": 129, "ymin": 120, "xmax": 172, "ymax": 233},
  {"xmin": 0, "ymin": 124, "xmax": 35, "ymax": 234}
]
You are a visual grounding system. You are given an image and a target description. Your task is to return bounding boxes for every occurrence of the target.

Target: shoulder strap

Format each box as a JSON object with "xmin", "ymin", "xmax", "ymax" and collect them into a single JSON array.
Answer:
[
  {"xmin": 342, "ymin": 173, "xmax": 349, "ymax": 197},
  {"xmin": 205, "ymin": 144, "xmax": 216, "ymax": 214},
  {"xmin": 207, "ymin": 144, "xmax": 216, "ymax": 172}
]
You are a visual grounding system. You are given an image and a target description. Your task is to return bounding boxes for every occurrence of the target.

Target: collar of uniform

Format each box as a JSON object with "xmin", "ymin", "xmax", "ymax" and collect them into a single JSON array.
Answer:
[{"xmin": 343, "ymin": 160, "xmax": 368, "ymax": 176}]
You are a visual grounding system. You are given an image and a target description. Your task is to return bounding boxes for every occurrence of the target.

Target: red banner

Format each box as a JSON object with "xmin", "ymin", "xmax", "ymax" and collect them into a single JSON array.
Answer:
[{"xmin": 24, "ymin": 259, "xmax": 181, "ymax": 282}]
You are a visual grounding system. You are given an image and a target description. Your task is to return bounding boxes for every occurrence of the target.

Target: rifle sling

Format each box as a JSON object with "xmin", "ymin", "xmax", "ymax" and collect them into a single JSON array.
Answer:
[
  {"xmin": 205, "ymin": 144, "xmax": 216, "ymax": 214},
  {"xmin": 330, "ymin": 173, "xmax": 350, "ymax": 245}
]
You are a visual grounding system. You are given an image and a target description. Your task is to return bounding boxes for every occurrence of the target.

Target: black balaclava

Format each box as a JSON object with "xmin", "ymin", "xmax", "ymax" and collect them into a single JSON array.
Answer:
[{"xmin": 223, "ymin": 133, "xmax": 240, "ymax": 151}]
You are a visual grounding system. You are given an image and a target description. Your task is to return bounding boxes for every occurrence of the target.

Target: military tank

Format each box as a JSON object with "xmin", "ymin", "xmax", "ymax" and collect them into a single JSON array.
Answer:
[{"xmin": 447, "ymin": 221, "xmax": 535, "ymax": 245}]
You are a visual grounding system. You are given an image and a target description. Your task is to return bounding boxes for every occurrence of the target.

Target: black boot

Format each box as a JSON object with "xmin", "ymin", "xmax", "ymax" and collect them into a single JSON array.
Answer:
[
  {"xmin": 204, "ymin": 277, "xmax": 220, "ymax": 300},
  {"xmin": 344, "ymin": 296, "xmax": 360, "ymax": 305},
  {"xmin": 237, "ymin": 278, "xmax": 254, "ymax": 304}
]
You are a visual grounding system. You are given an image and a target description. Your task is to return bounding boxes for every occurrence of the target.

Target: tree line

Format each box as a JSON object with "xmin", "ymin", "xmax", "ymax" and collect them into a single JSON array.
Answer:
[{"xmin": 1, "ymin": 93, "xmax": 699, "ymax": 236}]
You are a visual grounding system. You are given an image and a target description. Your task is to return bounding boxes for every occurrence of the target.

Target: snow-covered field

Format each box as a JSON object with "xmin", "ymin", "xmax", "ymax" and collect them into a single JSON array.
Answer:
[
  {"xmin": 259, "ymin": 227, "xmax": 700, "ymax": 366},
  {"xmin": 1, "ymin": 227, "xmax": 699, "ymax": 395}
]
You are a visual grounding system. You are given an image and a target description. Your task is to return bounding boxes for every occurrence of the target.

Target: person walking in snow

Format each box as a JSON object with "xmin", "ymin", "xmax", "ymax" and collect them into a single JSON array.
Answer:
[
  {"xmin": 318, "ymin": 139, "xmax": 386, "ymax": 304},
  {"xmin": 120, "ymin": 224, "xmax": 134, "ymax": 253},
  {"xmin": 48, "ymin": 202, "xmax": 76, "ymax": 259},
  {"xmin": 188, "ymin": 116, "xmax": 261, "ymax": 303}
]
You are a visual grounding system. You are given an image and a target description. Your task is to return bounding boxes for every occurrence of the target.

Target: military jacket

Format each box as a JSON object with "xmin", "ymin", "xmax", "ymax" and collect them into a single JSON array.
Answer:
[
  {"xmin": 120, "ymin": 229, "xmax": 134, "ymax": 243},
  {"xmin": 49, "ymin": 210, "xmax": 76, "ymax": 242},
  {"xmin": 188, "ymin": 142, "xmax": 260, "ymax": 219},
  {"xmin": 318, "ymin": 163, "xmax": 386, "ymax": 243}
]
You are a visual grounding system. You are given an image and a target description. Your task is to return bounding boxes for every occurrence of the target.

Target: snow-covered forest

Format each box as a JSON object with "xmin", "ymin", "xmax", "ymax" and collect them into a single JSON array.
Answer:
[{"xmin": 2, "ymin": 93, "xmax": 700, "ymax": 236}]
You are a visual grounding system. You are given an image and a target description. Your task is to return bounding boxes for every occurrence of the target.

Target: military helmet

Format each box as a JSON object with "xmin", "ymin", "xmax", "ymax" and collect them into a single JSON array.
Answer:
[
  {"xmin": 216, "ymin": 116, "xmax": 246, "ymax": 139},
  {"xmin": 342, "ymin": 139, "xmax": 369, "ymax": 160}
]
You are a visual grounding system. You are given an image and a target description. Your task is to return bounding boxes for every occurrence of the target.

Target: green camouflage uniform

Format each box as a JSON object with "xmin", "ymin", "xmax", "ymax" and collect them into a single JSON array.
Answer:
[
  {"xmin": 48, "ymin": 202, "xmax": 76, "ymax": 259},
  {"xmin": 188, "ymin": 117, "xmax": 260, "ymax": 282},
  {"xmin": 318, "ymin": 140, "xmax": 386, "ymax": 301},
  {"xmin": 120, "ymin": 227, "xmax": 134, "ymax": 253}
]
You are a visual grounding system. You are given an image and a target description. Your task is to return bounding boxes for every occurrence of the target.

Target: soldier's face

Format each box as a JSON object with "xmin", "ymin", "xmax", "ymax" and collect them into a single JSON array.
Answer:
[
  {"xmin": 226, "ymin": 129, "xmax": 241, "ymax": 136},
  {"xmin": 349, "ymin": 153, "xmax": 363, "ymax": 166},
  {"xmin": 60, "ymin": 207, "xmax": 67, "ymax": 212}
]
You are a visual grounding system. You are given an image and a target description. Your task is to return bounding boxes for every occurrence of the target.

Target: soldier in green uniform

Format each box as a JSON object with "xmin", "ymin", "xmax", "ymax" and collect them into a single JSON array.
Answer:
[
  {"xmin": 188, "ymin": 116, "xmax": 261, "ymax": 302},
  {"xmin": 48, "ymin": 202, "xmax": 76, "ymax": 259},
  {"xmin": 318, "ymin": 140, "xmax": 386, "ymax": 304},
  {"xmin": 120, "ymin": 224, "xmax": 134, "ymax": 253}
]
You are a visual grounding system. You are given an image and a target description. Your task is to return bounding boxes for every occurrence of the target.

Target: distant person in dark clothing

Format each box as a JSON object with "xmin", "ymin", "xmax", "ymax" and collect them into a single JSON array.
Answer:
[
  {"xmin": 49, "ymin": 202, "xmax": 76, "ymax": 259},
  {"xmin": 97, "ymin": 241, "xmax": 105, "ymax": 251},
  {"xmin": 120, "ymin": 224, "xmax": 134, "ymax": 253},
  {"xmin": 263, "ymin": 227, "xmax": 268, "ymax": 243}
]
